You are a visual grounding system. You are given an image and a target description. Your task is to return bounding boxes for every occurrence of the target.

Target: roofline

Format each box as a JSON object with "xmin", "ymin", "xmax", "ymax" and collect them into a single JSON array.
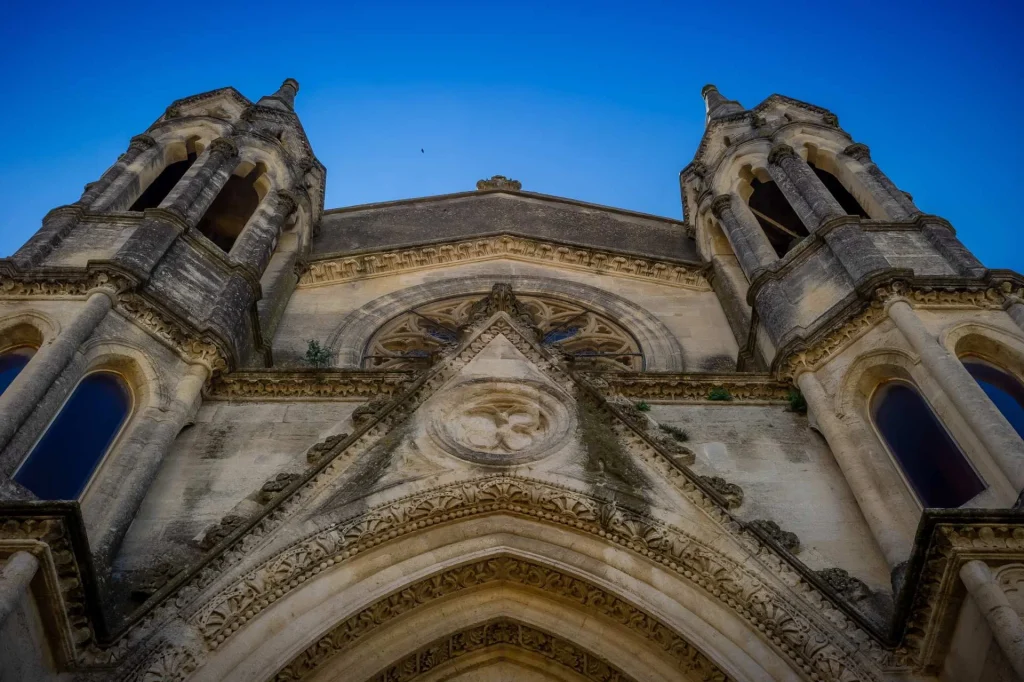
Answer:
[
  {"xmin": 307, "ymin": 229, "xmax": 704, "ymax": 268},
  {"xmin": 323, "ymin": 188, "xmax": 688, "ymax": 227}
]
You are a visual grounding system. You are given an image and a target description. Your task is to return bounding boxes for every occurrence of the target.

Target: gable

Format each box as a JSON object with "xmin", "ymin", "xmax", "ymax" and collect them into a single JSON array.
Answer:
[{"xmin": 314, "ymin": 191, "xmax": 699, "ymax": 262}]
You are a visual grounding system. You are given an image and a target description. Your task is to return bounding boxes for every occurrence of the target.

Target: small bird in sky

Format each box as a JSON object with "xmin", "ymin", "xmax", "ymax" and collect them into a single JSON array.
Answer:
[{"xmin": 421, "ymin": 148, "xmax": 424, "ymax": 153}]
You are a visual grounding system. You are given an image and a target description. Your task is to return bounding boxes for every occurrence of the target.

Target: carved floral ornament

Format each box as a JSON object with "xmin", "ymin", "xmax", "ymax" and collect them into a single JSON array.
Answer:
[{"xmin": 296, "ymin": 235, "xmax": 709, "ymax": 290}]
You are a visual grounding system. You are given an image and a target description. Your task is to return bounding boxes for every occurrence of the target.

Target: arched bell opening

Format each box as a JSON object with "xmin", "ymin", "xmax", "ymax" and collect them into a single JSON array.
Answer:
[
  {"xmin": 739, "ymin": 165, "xmax": 806, "ymax": 258},
  {"xmin": 197, "ymin": 160, "xmax": 270, "ymax": 252},
  {"xmin": 130, "ymin": 136, "xmax": 202, "ymax": 211}
]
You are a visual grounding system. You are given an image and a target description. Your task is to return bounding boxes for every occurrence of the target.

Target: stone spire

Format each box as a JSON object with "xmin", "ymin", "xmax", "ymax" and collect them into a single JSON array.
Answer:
[
  {"xmin": 701, "ymin": 84, "xmax": 744, "ymax": 124},
  {"xmin": 257, "ymin": 78, "xmax": 300, "ymax": 111}
]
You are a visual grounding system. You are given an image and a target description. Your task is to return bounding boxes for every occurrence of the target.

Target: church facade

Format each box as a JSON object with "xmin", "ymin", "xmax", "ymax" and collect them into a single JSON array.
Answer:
[{"xmin": 1, "ymin": 78, "xmax": 1023, "ymax": 681}]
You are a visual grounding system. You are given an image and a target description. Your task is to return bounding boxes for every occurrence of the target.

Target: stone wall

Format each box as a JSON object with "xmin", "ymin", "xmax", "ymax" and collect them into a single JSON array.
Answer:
[{"xmin": 649, "ymin": 402, "xmax": 892, "ymax": 591}]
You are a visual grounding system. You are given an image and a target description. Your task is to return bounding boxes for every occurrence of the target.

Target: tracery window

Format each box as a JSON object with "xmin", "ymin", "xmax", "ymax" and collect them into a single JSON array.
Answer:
[
  {"xmin": 0, "ymin": 346, "xmax": 36, "ymax": 396},
  {"xmin": 363, "ymin": 292, "xmax": 643, "ymax": 372},
  {"xmin": 962, "ymin": 357, "xmax": 1024, "ymax": 438},
  {"xmin": 870, "ymin": 381, "xmax": 985, "ymax": 508},
  {"xmin": 14, "ymin": 371, "xmax": 132, "ymax": 500}
]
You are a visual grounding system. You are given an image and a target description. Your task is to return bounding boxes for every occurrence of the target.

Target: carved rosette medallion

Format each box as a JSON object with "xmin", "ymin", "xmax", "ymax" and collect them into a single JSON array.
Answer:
[{"xmin": 428, "ymin": 380, "xmax": 574, "ymax": 465}]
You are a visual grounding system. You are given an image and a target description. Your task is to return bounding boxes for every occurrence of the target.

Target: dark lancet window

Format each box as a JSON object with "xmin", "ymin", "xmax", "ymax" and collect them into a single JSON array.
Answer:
[
  {"xmin": 871, "ymin": 382, "xmax": 985, "ymax": 507},
  {"xmin": 196, "ymin": 163, "xmax": 266, "ymax": 252},
  {"xmin": 14, "ymin": 372, "xmax": 132, "ymax": 500},
  {"xmin": 130, "ymin": 138, "xmax": 200, "ymax": 212},
  {"xmin": 0, "ymin": 347, "xmax": 36, "ymax": 395},
  {"xmin": 808, "ymin": 162, "xmax": 870, "ymax": 218},
  {"xmin": 963, "ymin": 358, "xmax": 1024, "ymax": 438},
  {"xmin": 746, "ymin": 178, "xmax": 808, "ymax": 257}
]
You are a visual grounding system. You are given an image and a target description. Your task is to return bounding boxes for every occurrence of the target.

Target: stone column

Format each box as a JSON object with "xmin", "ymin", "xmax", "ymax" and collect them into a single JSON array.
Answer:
[
  {"xmin": 230, "ymin": 190, "xmax": 297, "ymax": 277},
  {"xmin": 257, "ymin": 232, "xmax": 303, "ymax": 342},
  {"xmin": 0, "ymin": 289, "xmax": 114, "ymax": 453},
  {"xmin": 797, "ymin": 371, "xmax": 915, "ymax": 568},
  {"xmin": 766, "ymin": 143, "xmax": 845, "ymax": 230},
  {"xmin": 79, "ymin": 132, "xmax": 156, "ymax": 206},
  {"xmin": 0, "ymin": 552, "xmax": 38, "ymax": 628},
  {"xmin": 960, "ymin": 560, "xmax": 1024, "ymax": 678},
  {"xmin": 161, "ymin": 137, "xmax": 240, "ymax": 226},
  {"xmin": 919, "ymin": 216, "xmax": 987, "ymax": 278},
  {"xmin": 710, "ymin": 194, "xmax": 778, "ymax": 280},
  {"xmin": 1004, "ymin": 295, "xmax": 1024, "ymax": 334},
  {"xmin": 86, "ymin": 362, "xmax": 210, "ymax": 566},
  {"xmin": 842, "ymin": 144, "xmax": 918, "ymax": 220},
  {"xmin": 887, "ymin": 299, "xmax": 1024, "ymax": 490}
]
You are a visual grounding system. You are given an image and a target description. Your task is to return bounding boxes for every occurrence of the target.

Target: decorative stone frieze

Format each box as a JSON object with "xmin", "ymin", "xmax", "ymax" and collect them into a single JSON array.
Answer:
[
  {"xmin": 596, "ymin": 373, "xmax": 792, "ymax": 402},
  {"xmin": 117, "ymin": 293, "xmax": 229, "ymax": 372},
  {"xmin": 364, "ymin": 620, "xmax": 639, "ymax": 682},
  {"xmin": 270, "ymin": 558, "xmax": 729, "ymax": 682},
  {"xmin": 306, "ymin": 433, "xmax": 349, "ymax": 464},
  {"xmin": 207, "ymin": 371, "xmax": 416, "ymax": 400},
  {"xmin": 296, "ymin": 234, "xmax": 710, "ymax": 290}
]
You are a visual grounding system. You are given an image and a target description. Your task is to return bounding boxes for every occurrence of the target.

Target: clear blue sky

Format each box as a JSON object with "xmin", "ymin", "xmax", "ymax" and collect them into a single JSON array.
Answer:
[{"xmin": 1, "ymin": 1, "xmax": 1021, "ymax": 271}]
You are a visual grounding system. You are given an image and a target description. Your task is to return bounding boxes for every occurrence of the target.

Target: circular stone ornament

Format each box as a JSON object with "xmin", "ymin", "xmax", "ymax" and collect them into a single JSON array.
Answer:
[{"xmin": 428, "ymin": 380, "xmax": 574, "ymax": 465}]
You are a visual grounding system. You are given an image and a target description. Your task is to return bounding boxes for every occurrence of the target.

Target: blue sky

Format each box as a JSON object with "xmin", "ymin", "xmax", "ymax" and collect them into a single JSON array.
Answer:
[{"xmin": 1, "ymin": 1, "xmax": 1021, "ymax": 271}]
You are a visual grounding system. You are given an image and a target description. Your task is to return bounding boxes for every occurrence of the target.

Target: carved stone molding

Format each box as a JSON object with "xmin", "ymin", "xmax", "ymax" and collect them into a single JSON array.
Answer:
[
  {"xmin": 779, "ymin": 283, "xmax": 1013, "ymax": 378},
  {"xmin": 0, "ymin": 269, "xmax": 129, "ymax": 299},
  {"xmin": 768, "ymin": 142, "xmax": 798, "ymax": 165},
  {"xmin": 270, "ymin": 559, "xmax": 728, "ymax": 682},
  {"xmin": 0, "ymin": 266, "xmax": 231, "ymax": 373},
  {"xmin": 117, "ymin": 293, "xmax": 228, "ymax": 373},
  {"xmin": 595, "ymin": 373, "xmax": 792, "ymax": 402},
  {"xmin": 365, "ymin": 620, "xmax": 636, "ymax": 682},
  {"xmin": 178, "ymin": 474, "xmax": 880, "ymax": 682},
  {"xmin": 207, "ymin": 371, "xmax": 416, "ymax": 400},
  {"xmin": 296, "ymin": 234, "xmax": 709, "ymax": 291}
]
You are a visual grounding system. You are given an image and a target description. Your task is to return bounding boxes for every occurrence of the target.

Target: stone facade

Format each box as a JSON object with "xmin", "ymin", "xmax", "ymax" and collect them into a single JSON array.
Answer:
[{"xmin": 1, "ymin": 80, "xmax": 1023, "ymax": 681}]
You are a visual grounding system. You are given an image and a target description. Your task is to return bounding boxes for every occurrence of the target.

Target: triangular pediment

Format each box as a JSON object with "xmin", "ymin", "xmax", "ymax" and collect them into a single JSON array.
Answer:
[{"xmin": 314, "ymin": 189, "xmax": 700, "ymax": 262}]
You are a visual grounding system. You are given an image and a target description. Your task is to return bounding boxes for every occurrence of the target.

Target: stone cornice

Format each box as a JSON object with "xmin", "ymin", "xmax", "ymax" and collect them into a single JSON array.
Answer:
[
  {"xmin": 775, "ymin": 274, "xmax": 1024, "ymax": 379},
  {"xmin": 889, "ymin": 510, "xmax": 1024, "ymax": 671},
  {"xmin": 297, "ymin": 234, "xmax": 710, "ymax": 291},
  {"xmin": 0, "ymin": 262, "xmax": 233, "ymax": 374},
  {"xmin": 0, "ymin": 501, "xmax": 107, "ymax": 663},
  {"xmin": 207, "ymin": 370, "xmax": 417, "ymax": 400},
  {"xmin": 587, "ymin": 372, "xmax": 791, "ymax": 402}
]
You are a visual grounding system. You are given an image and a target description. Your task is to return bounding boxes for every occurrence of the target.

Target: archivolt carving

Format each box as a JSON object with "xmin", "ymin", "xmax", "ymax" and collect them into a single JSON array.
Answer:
[
  {"xmin": 368, "ymin": 621, "xmax": 633, "ymax": 682},
  {"xmin": 271, "ymin": 559, "xmax": 728, "ymax": 682},
  {"xmin": 186, "ymin": 474, "xmax": 879, "ymax": 682},
  {"xmin": 297, "ymin": 234, "xmax": 709, "ymax": 291},
  {"xmin": 364, "ymin": 291, "xmax": 643, "ymax": 371}
]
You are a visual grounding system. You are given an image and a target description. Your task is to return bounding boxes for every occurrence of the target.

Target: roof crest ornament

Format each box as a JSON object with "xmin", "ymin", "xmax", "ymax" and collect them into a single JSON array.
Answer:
[{"xmin": 476, "ymin": 175, "xmax": 522, "ymax": 191}]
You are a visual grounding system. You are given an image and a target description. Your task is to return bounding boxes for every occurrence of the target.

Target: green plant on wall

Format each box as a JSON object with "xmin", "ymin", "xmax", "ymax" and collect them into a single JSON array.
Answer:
[
  {"xmin": 635, "ymin": 400, "xmax": 651, "ymax": 412},
  {"xmin": 707, "ymin": 386, "xmax": 732, "ymax": 401},
  {"xmin": 658, "ymin": 423, "xmax": 689, "ymax": 442},
  {"xmin": 787, "ymin": 388, "xmax": 807, "ymax": 413},
  {"xmin": 303, "ymin": 340, "xmax": 333, "ymax": 369}
]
